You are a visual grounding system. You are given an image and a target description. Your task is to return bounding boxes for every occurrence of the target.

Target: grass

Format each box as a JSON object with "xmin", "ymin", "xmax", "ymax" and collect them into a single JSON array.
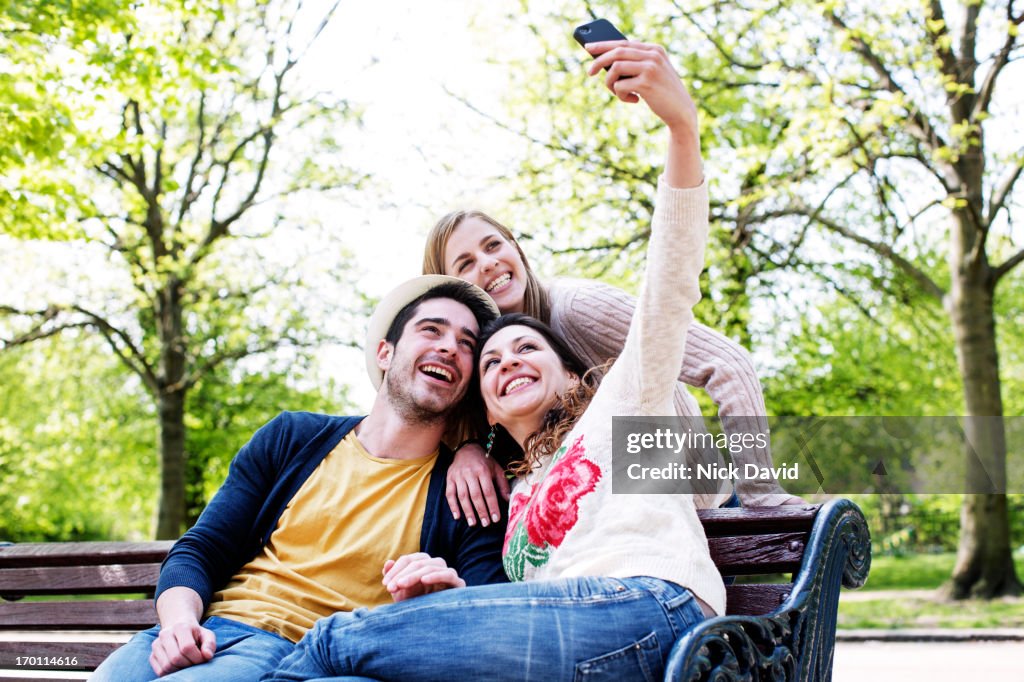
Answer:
[
  {"xmin": 836, "ymin": 551, "xmax": 1024, "ymax": 629},
  {"xmin": 862, "ymin": 553, "xmax": 1024, "ymax": 590},
  {"xmin": 838, "ymin": 596, "xmax": 1024, "ymax": 629}
]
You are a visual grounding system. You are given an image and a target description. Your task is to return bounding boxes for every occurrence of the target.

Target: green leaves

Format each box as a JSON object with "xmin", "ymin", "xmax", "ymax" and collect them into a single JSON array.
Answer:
[{"xmin": 0, "ymin": 0, "xmax": 134, "ymax": 238}]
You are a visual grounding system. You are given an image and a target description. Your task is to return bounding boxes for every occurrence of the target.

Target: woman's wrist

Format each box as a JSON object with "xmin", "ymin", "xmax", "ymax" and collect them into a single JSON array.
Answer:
[
  {"xmin": 664, "ymin": 127, "xmax": 703, "ymax": 189},
  {"xmin": 455, "ymin": 438, "xmax": 487, "ymax": 453}
]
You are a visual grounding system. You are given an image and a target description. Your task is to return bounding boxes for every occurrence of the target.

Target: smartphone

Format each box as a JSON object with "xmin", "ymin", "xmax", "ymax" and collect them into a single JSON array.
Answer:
[{"xmin": 572, "ymin": 18, "xmax": 628, "ymax": 48}]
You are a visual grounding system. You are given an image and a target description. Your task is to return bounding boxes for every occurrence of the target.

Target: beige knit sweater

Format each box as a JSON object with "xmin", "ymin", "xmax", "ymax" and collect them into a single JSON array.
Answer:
[
  {"xmin": 546, "ymin": 184, "xmax": 796, "ymax": 508},
  {"xmin": 502, "ymin": 177, "xmax": 727, "ymax": 616}
]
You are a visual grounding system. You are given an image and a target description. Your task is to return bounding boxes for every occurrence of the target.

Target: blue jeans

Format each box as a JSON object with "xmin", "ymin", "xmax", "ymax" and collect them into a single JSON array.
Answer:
[
  {"xmin": 91, "ymin": 616, "xmax": 294, "ymax": 681},
  {"xmin": 263, "ymin": 576, "xmax": 705, "ymax": 682}
]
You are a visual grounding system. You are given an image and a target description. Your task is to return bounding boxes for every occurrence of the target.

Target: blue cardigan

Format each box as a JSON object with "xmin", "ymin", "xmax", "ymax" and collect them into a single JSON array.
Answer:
[{"xmin": 156, "ymin": 411, "xmax": 508, "ymax": 608}]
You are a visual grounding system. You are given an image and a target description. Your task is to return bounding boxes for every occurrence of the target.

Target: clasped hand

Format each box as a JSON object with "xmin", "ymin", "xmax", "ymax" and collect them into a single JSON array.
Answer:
[{"xmin": 382, "ymin": 552, "xmax": 465, "ymax": 602}]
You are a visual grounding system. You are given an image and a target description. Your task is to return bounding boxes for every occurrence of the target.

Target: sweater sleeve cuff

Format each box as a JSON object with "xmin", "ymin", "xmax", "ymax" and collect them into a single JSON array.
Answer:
[
  {"xmin": 737, "ymin": 491, "xmax": 805, "ymax": 508},
  {"xmin": 155, "ymin": 566, "xmax": 214, "ymax": 610},
  {"xmin": 656, "ymin": 175, "xmax": 708, "ymax": 230}
]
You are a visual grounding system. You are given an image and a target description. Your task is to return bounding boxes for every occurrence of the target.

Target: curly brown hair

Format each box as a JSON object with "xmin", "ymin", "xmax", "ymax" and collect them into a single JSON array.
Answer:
[
  {"xmin": 477, "ymin": 313, "xmax": 608, "ymax": 477},
  {"xmin": 516, "ymin": 364, "xmax": 606, "ymax": 477}
]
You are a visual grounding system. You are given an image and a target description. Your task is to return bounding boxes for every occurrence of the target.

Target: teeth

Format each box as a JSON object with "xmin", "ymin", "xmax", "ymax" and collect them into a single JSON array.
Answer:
[
  {"xmin": 503, "ymin": 377, "xmax": 535, "ymax": 395},
  {"xmin": 421, "ymin": 365, "xmax": 453, "ymax": 382},
  {"xmin": 486, "ymin": 273, "xmax": 511, "ymax": 292}
]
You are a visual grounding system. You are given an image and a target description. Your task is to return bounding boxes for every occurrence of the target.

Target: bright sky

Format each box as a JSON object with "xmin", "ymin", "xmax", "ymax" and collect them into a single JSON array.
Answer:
[
  {"xmin": 291, "ymin": 0, "xmax": 533, "ymax": 407},
  {"xmin": 299, "ymin": 0, "xmax": 528, "ymax": 279}
]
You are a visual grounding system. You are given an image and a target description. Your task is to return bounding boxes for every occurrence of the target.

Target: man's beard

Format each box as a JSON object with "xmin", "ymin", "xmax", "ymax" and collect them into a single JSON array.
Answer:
[{"xmin": 386, "ymin": 366, "xmax": 460, "ymax": 427}]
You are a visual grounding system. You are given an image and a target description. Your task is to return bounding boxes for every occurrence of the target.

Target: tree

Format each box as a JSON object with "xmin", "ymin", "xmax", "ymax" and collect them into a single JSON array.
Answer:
[
  {"xmin": 1, "ymin": 0, "xmax": 365, "ymax": 538},
  {"xmin": 0, "ymin": 0, "xmax": 134, "ymax": 237},
  {"xmin": 489, "ymin": 0, "xmax": 1022, "ymax": 597}
]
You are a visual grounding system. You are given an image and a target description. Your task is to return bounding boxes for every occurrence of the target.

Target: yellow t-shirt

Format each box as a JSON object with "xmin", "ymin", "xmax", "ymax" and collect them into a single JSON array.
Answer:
[{"xmin": 205, "ymin": 432, "xmax": 436, "ymax": 642}]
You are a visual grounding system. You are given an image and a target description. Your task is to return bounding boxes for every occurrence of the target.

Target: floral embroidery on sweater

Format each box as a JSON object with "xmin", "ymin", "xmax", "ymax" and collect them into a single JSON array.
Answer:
[{"xmin": 502, "ymin": 435, "xmax": 602, "ymax": 581}]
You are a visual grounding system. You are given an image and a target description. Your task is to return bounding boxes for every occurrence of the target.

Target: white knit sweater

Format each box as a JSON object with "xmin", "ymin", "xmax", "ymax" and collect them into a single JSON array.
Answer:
[{"xmin": 502, "ymin": 177, "xmax": 727, "ymax": 616}]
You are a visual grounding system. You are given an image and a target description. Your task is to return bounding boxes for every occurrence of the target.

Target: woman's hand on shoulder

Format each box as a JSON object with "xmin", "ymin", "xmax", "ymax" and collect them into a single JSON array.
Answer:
[
  {"xmin": 585, "ymin": 41, "xmax": 698, "ymax": 140},
  {"xmin": 446, "ymin": 442, "xmax": 510, "ymax": 527}
]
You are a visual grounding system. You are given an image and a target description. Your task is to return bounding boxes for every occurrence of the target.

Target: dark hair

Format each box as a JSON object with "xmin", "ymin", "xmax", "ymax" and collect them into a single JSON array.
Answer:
[
  {"xmin": 476, "ymin": 313, "xmax": 603, "ymax": 476},
  {"xmin": 385, "ymin": 281, "xmax": 497, "ymax": 346},
  {"xmin": 477, "ymin": 313, "xmax": 588, "ymax": 376}
]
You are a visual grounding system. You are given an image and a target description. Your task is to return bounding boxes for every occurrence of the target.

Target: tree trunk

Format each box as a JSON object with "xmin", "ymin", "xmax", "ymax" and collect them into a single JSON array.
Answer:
[
  {"xmin": 154, "ymin": 277, "xmax": 188, "ymax": 540},
  {"xmin": 156, "ymin": 388, "xmax": 187, "ymax": 539},
  {"xmin": 946, "ymin": 208, "xmax": 1021, "ymax": 598},
  {"xmin": 951, "ymin": 494, "xmax": 1020, "ymax": 598},
  {"xmin": 721, "ymin": 226, "xmax": 755, "ymax": 349}
]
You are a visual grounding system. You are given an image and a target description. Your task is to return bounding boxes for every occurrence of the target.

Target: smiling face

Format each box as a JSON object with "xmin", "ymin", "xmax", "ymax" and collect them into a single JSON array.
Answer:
[
  {"xmin": 478, "ymin": 323, "xmax": 579, "ymax": 439},
  {"xmin": 443, "ymin": 217, "xmax": 528, "ymax": 315},
  {"xmin": 379, "ymin": 297, "xmax": 479, "ymax": 424}
]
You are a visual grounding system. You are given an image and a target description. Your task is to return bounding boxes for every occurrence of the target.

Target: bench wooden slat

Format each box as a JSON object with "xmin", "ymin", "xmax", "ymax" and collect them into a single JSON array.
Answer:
[
  {"xmin": 707, "ymin": 532, "xmax": 806, "ymax": 575},
  {"xmin": 0, "ymin": 543, "xmax": 172, "ymax": 569},
  {"xmin": 0, "ymin": 565, "xmax": 160, "ymax": 598},
  {"xmin": 0, "ymin": 640, "xmax": 120, "ymax": 671},
  {"xmin": 0, "ymin": 601, "xmax": 156, "ymax": 629},
  {"xmin": 724, "ymin": 584, "xmax": 792, "ymax": 615},
  {"xmin": 696, "ymin": 506, "xmax": 817, "ymax": 536}
]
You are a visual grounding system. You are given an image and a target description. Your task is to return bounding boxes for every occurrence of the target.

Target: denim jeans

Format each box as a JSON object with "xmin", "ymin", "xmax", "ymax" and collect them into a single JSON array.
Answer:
[
  {"xmin": 264, "ymin": 576, "xmax": 705, "ymax": 682},
  {"xmin": 90, "ymin": 616, "xmax": 294, "ymax": 681}
]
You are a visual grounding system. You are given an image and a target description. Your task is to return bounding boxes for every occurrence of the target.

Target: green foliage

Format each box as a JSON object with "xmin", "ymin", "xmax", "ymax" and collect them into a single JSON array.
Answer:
[
  {"xmin": 763, "ymin": 286, "xmax": 960, "ymax": 416},
  {"xmin": 1, "ymin": 0, "xmax": 366, "ymax": 537},
  {"xmin": 0, "ymin": 0, "xmax": 135, "ymax": 237},
  {"xmin": 184, "ymin": 363, "xmax": 351, "ymax": 525},
  {"xmin": 851, "ymin": 493, "xmax": 1024, "ymax": 558},
  {"xmin": 995, "ymin": 272, "xmax": 1024, "ymax": 416},
  {"xmin": 0, "ymin": 335, "xmax": 156, "ymax": 541},
  {"xmin": 0, "ymin": 333, "xmax": 352, "ymax": 541}
]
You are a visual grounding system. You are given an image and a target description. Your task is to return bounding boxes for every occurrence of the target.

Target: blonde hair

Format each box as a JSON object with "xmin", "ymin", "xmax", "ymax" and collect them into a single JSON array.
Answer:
[{"xmin": 423, "ymin": 210, "xmax": 551, "ymax": 322}]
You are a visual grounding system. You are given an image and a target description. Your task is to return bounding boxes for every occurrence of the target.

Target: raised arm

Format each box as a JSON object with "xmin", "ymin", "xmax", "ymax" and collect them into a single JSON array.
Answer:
[
  {"xmin": 581, "ymin": 41, "xmax": 707, "ymax": 407},
  {"xmin": 562, "ymin": 41, "xmax": 799, "ymax": 505}
]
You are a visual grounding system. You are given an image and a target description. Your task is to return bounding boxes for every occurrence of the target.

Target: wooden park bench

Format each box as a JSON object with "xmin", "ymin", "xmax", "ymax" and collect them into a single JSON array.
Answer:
[
  {"xmin": 0, "ymin": 540, "xmax": 172, "ymax": 680},
  {"xmin": 1, "ymin": 499, "xmax": 869, "ymax": 681}
]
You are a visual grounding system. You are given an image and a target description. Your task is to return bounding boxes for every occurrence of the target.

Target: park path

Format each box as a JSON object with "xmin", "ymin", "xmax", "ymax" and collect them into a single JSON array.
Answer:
[
  {"xmin": 833, "ymin": 640, "xmax": 1024, "ymax": 680},
  {"xmin": 839, "ymin": 588, "xmax": 936, "ymax": 602}
]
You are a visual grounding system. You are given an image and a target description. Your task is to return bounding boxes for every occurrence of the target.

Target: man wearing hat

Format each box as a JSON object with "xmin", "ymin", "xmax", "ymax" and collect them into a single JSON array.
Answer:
[{"xmin": 92, "ymin": 276, "xmax": 505, "ymax": 681}]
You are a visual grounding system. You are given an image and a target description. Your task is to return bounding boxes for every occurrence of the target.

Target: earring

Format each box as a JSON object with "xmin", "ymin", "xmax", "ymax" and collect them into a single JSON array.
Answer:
[{"xmin": 485, "ymin": 424, "xmax": 497, "ymax": 458}]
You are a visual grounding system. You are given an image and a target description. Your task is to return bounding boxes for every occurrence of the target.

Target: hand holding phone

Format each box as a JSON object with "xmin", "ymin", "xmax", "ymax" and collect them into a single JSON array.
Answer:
[
  {"xmin": 572, "ymin": 22, "xmax": 704, "ymax": 188},
  {"xmin": 573, "ymin": 25, "xmax": 697, "ymax": 132}
]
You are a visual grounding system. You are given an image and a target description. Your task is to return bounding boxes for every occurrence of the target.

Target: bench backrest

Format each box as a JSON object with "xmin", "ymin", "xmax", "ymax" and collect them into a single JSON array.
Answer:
[
  {"xmin": 698, "ymin": 504, "xmax": 817, "ymax": 615},
  {"xmin": 0, "ymin": 541, "xmax": 172, "ymax": 631},
  {"xmin": 0, "ymin": 541, "xmax": 173, "ymax": 674}
]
